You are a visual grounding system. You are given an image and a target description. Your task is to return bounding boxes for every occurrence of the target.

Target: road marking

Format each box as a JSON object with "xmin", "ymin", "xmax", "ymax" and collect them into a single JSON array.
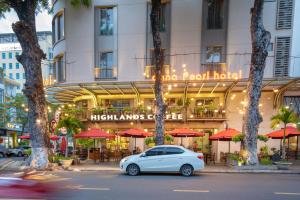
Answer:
[
  {"xmin": 173, "ymin": 189, "xmax": 210, "ymax": 193},
  {"xmin": 0, "ymin": 199, "xmax": 45, "ymax": 200},
  {"xmin": 78, "ymin": 187, "xmax": 110, "ymax": 191},
  {"xmin": 274, "ymin": 192, "xmax": 300, "ymax": 196}
]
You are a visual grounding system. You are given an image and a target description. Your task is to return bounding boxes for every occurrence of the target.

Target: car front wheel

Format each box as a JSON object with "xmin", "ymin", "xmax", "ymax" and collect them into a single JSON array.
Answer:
[
  {"xmin": 126, "ymin": 164, "xmax": 140, "ymax": 176},
  {"xmin": 180, "ymin": 164, "xmax": 194, "ymax": 177}
]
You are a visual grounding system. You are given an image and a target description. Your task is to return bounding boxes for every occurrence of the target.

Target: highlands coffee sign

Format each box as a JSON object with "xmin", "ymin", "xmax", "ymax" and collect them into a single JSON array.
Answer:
[{"xmin": 90, "ymin": 113, "xmax": 183, "ymax": 121}]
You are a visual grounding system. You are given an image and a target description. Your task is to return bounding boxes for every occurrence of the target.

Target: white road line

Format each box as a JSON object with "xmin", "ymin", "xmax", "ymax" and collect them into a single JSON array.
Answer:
[
  {"xmin": 78, "ymin": 187, "xmax": 111, "ymax": 191},
  {"xmin": 173, "ymin": 189, "xmax": 210, "ymax": 193},
  {"xmin": 274, "ymin": 192, "xmax": 300, "ymax": 196},
  {"xmin": 0, "ymin": 199, "xmax": 45, "ymax": 200}
]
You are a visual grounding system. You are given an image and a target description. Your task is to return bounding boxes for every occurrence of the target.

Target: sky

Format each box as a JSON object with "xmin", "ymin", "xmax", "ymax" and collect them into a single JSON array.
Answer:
[{"xmin": 0, "ymin": 10, "xmax": 52, "ymax": 33}]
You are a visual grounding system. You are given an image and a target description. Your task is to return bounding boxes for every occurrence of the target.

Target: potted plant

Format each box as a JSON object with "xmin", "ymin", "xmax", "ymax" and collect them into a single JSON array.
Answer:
[
  {"xmin": 59, "ymin": 156, "xmax": 74, "ymax": 168},
  {"xmin": 164, "ymin": 135, "xmax": 174, "ymax": 144},
  {"xmin": 145, "ymin": 137, "xmax": 155, "ymax": 148}
]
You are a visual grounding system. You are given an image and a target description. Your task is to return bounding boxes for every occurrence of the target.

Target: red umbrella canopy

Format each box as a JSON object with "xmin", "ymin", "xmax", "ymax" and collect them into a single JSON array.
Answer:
[
  {"xmin": 267, "ymin": 126, "xmax": 300, "ymax": 139},
  {"xmin": 209, "ymin": 128, "xmax": 241, "ymax": 141},
  {"xmin": 167, "ymin": 128, "xmax": 205, "ymax": 137},
  {"xmin": 74, "ymin": 128, "xmax": 115, "ymax": 139},
  {"xmin": 19, "ymin": 135, "xmax": 60, "ymax": 141},
  {"xmin": 119, "ymin": 128, "xmax": 153, "ymax": 138}
]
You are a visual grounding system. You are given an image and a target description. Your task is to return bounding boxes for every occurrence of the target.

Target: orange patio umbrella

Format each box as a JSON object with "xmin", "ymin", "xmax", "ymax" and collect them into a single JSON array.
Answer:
[
  {"xmin": 209, "ymin": 128, "xmax": 241, "ymax": 153},
  {"xmin": 119, "ymin": 128, "xmax": 153, "ymax": 150},
  {"xmin": 266, "ymin": 126, "xmax": 300, "ymax": 139},
  {"xmin": 167, "ymin": 128, "xmax": 205, "ymax": 146},
  {"xmin": 74, "ymin": 128, "xmax": 115, "ymax": 162}
]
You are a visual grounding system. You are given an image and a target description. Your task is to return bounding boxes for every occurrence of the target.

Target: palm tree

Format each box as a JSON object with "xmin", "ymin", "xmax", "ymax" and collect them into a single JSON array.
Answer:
[
  {"xmin": 0, "ymin": 0, "xmax": 91, "ymax": 169},
  {"xmin": 271, "ymin": 107, "xmax": 298, "ymax": 160},
  {"xmin": 242, "ymin": 0, "xmax": 271, "ymax": 165},
  {"xmin": 55, "ymin": 116, "xmax": 84, "ymax": 157}
]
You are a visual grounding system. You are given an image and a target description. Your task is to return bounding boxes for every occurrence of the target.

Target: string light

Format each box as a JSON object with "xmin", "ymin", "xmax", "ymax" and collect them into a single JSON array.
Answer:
[{"xmin": 36, "ymin": 119, "xmax": 41, "ymax": 124}]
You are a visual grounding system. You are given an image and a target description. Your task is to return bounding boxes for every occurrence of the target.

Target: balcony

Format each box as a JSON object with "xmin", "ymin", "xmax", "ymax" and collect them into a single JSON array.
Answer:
[
  {"xmin": 200, "ymin": 63, "xmax": 227, "ymax": 77},
  {"xmin": 71, "ymin": 106, "xmax": 226, "ymax": 122},
  {"xmin": 94, "ymin": 67, "xmax": 117, "ymax": 80}
]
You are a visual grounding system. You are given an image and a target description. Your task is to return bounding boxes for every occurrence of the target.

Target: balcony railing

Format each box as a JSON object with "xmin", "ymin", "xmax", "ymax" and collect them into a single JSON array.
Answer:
[
  {"xmin": 94, "ymin": 67, "xmax": 117, "ymax": 80},
  {"xmin": 71, "ymin": 106, "xmax": 226, "ymax": 121},
  {"xmin": 200, "ymin": 63, "xmax": 227, "ymax": 76}
]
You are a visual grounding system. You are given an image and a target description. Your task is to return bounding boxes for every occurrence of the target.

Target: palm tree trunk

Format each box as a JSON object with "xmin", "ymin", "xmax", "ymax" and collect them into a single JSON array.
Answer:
[
  {"xmin": 282, "ymin": 124, "xmax": 287, "ymax": 160},
  {"xmin": 11, "ymin": 2, "xmax": 50, "ymax": 169},
  {"xmin": 242, "ymin": 0, "xmax": 271, "ymax": 165},
  {"xmin": 150, "ymin": 0, "xmax": 167, "ymax": 145}
]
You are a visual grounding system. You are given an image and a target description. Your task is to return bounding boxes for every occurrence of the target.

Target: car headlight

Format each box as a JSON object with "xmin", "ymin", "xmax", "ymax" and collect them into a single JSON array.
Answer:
[{"xmin": 121, "ymin": 158, "xmax": 128, "ymax": 163}]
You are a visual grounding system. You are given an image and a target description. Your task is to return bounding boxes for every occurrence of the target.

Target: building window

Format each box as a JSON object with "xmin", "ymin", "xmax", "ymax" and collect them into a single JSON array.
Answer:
[
  {"xmin": 284, "ymin": 96, "xmax": 300, "ymax": 115},
  {"xmin": 16, "ymin": 63, "xmax": 20, "ymax": 69},
  {"xmin": 95, "ymin": 52, "xmax": 116, "ymax": 79},
  {"xmin": 2, "ymin": 63, "xmax": 6, "ymax": 69},
  {"xmin": 52, "ymin": 12, "xmax": 64, "ymax": 44},
  {"xmin": 99, "ymin": 8, "xmax": 114, "ymax": 35},
  {"xmin": 16, "ymin": 73, "xmax": 20, "ymax": 79},
  {"xmin": 2, "ymin": 53, "xmax": 6, "ymax": 59},
  {"xmin": 274, "ymin": 37, "xmax": 291, "ymax": 77},
  {"xmin": 15, "ymin": 52, "xmax": 19, "ymax": 57},
  {"xmin": 9, "ymin": 73, "xmax": 13, "ymax": 79},
  {"xmin": 8, "ymin": 52, "xmax": 12, "ymax": 59},
  {"xmin": 9, "ymin": 63, "xmax": 13, "ymax": 69},
  {"xmin": 276, "ymin": 0, "xmax": 293, "ymax": 30},
  {"xmin": 206, "ymin": 46, "xmax": 222, "ymax": 63},
  {"xmin": 55, "ymin": 55, "xmax": 65, "ymax": 82},
  {"xmin": 159, "ymin": 4, "xmax": 167, "ymax": 32},
  {"xmin": 207, "ymin": 0, "xmax": 224, "ymax": 29}
]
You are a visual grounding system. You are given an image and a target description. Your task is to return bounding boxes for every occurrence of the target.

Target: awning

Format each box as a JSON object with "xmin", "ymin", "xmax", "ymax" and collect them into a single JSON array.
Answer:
[
  {"xmin": 19, "ymin": 135, "xmax": 60, "ymax": 141},
  {"xmin": 45, "ymin": 78, "xmax": 300, "ymax": 104}
]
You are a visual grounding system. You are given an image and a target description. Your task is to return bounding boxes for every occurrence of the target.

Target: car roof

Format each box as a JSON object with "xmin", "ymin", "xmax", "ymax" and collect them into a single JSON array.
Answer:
[{"xmin": 150, "ymin": 145, "xmax": 185, "ymax": 149}]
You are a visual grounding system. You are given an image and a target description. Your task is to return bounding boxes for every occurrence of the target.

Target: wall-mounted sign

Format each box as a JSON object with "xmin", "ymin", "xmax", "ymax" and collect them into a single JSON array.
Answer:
[
  {"xmin": 91, "ymin": 113, "xmax": 183, "ymax": 121},
  {"xmin": 152, "ymin": 70, "xmax": 243, "ymax": 81}
]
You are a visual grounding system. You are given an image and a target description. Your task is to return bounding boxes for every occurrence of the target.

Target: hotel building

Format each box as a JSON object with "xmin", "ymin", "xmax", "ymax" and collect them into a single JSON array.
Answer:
[{"xmin": 48, "ymin": 0, "xmax": 300, "ymax": 158}]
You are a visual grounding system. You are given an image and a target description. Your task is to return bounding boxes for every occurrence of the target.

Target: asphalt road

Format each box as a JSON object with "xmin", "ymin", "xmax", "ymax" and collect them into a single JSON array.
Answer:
[{"xmin": 44, "ymin": 171, "xmax": 300, "ymax": 200}]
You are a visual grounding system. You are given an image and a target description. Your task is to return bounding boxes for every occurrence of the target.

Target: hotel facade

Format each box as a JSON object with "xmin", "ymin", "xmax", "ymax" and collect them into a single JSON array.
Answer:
[{"xmin": 48, "ymin": 0, "xmax": 300, "ymax": 159}]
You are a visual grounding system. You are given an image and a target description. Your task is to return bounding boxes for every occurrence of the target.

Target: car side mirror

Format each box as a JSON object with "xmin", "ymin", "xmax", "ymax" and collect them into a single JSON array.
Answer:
[{"xmin": 140, "ymin": 153, "xmax": 147, "ymax": 157}]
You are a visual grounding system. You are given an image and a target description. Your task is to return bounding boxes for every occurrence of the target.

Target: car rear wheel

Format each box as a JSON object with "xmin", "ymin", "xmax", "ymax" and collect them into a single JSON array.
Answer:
[
  {"xmin": 17, "ymin": 152, "xmax": 23, "ymax": 157},
  {"xmin": 180, "ymin": 164, "xmax": 194, "ymax": 177},
  {"xmin": 126, "ymin": 164, "xmax": 140, "ymax": 176}
]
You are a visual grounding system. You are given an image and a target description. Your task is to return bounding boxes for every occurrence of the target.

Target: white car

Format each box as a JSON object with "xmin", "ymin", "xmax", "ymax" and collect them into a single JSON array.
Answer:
[{"xmin": 120, "ymin": 145, "xmax": 204, "ymax": 176}]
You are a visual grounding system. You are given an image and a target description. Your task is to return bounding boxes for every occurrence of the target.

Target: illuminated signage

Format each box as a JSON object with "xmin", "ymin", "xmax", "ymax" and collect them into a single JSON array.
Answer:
[
  {"xmin": 152, "ymin": 70, "xmax": 243, "ymax": 81},
  {"xmin": 90, "ymin": 113, "xmax": 183, "ymax": 121}
]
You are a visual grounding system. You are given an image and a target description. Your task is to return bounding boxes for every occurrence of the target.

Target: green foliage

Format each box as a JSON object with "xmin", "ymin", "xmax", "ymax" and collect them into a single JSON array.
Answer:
[
  {"xmin": 145, "ymin": 137, "xmax": 155, "ymax": 145},
  {"xmin": 260, "ymin": 157, "xmax": 272, "ymax": 165},
  {"xmin": 232, "ymin": 134, "xmax": 245, "ymax": 143},
  {"xmin": 257, "ymin": 135, "xmax": 269, "ymax": 142},
  {"xmin": 24, "ymin": 148, "xmax": 31, "ymax": 156},
  {"xmin": 55, "ymin": 116, "xmax": 84, "ymax": 136},
  {"xmin": 260, "ymin": 145, "xmax": 269, "ymax": 155},
  {"xmin": 271, "ymin": 106, "xmax": 298, "ymax": 129},
  {"xmin": 176, "ymin": 98, "xmax": 183, "ymax": 106},
  {"xmin": 164, "ymin": 134, "xmax": 174, "ymax": 142},
  {"xmin": 228, "ymin": 153, "xmax": 239, "ymax": 161},
  {"xmin": 49, "ymin": 154, "xmax": 72, "ymax": 163},
  {"xmin": 70, "ymin": 0, "xmax": 92, "ymax": 8},
  {"xmin": 77, "ymin": 138, "xmax": 95, "ymax": 148}
]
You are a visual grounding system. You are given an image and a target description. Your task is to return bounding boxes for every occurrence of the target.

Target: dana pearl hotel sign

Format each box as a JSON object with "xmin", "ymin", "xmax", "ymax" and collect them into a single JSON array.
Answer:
[{"xmin": 91, "ymin": 113, "xmax": 183, "ymax": 122}]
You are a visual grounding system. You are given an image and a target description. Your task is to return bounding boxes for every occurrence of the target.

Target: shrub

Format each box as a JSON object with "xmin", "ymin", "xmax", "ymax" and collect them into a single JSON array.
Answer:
[
  {"xmin": 164, "ymin": 135, "xmax": 174, "ymax": 142},
  {"xmin": 257, "ymin": 135, "xmax": 269, "ymax": 142},
  {"xmin": 232, "ymin": 134, "xmax": 245, "ymax": 143},
  {"xmin": 260, "ymin": 157, "xmax": 272, "ymax": 165},
  {"xmin": 145, "ymin": 137, "xmax": 155, "ymax": 145}
]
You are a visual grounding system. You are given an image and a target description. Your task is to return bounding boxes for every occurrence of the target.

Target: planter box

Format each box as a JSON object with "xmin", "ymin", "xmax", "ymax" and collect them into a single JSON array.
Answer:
[{"xmin": 59, "ymin": 159, "xmax": 73, "ymax": 168}]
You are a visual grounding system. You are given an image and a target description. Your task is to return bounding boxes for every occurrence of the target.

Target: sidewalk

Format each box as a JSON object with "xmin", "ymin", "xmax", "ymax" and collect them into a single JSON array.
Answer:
[
  {"xmin": 1, "ymin": 159, "xmax": 300, "ymax": 174},
  {"xmin": 69, "ymin": 160, "xmax": 300, "ymax": 174}
]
